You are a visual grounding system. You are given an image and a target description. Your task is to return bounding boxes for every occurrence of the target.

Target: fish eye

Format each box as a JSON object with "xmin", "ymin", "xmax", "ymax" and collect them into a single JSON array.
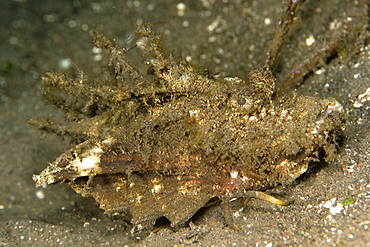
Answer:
[{"xmin": 238, "ymin": 97, "xmax": 246, "ymax": 106}]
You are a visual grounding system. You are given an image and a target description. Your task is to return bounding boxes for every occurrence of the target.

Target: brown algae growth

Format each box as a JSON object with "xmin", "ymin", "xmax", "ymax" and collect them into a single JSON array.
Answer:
[{"xmin": 31, "ymin": 1, "xmax": 347, "ymax": 233}]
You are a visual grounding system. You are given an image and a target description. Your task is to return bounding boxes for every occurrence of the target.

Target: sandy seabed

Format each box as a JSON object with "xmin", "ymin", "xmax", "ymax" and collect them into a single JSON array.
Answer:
[{"xmin": 0, "ymin": 0, "xmax": 369, "ymax": 246}]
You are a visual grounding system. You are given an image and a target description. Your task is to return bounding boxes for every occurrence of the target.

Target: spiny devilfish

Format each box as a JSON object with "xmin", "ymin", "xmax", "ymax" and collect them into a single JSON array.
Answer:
[{"xmin": 31, "ymin": 3, "xmax": 346, "ymax": 233}]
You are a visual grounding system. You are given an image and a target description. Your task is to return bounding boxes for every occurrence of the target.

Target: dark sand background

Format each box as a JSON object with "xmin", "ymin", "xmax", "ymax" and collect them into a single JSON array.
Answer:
[{"xmin": 0, "ymin": 0, "xmax": 369, "ymax": 246}]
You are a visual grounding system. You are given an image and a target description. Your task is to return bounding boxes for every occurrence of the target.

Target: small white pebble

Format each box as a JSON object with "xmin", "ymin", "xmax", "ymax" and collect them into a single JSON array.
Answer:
[
  {"xmin": 81, "ymin": 24, "xmax": 89, "ymax": 31},
  {"xmin": 315, "ymin": 69, "xmax": 323, "ymax": 75},
  {"xmin": 177, "ymin": 3, "xmax": 186, "ymax": 16},
  {"xmin": 177, "ymin": 2, "xmax": 186, "ymax": 11},
  {"xmin": 353, "ymin": 101, "xmax": 363, "ymax": 108},
  {"xmin": 323, "ymin": 198, "xmax": 335, "ymax": 208},
  {"xmin": 133, "ymin": 0, "xmax": 140, "ymax": 8},
  {"xmin": 35, "ymin": 190, "xmax": 45, "ymax": 200},
  {"xmin": 94, "ymin": 54, "xmax": 103, "ymax": 62},
  {"xmin": 146, "ymin": 3, "xmax": 155, "ymax": 11},
  {"xmin": 306, "ymin": 34, "xmax": 315, "ymax": 46},
  {"xmin": 92, "ymin": 47, "xmax": 102, "ymax": 54},
  {"xmin": 330, "ymin": 203, "xmax": 344, "ymax": 215},
  {"xmin": 68, "ymin": 20, "xmax": 77, "ymax": 28},
  {"xmin": 208, "ymin": 35, "xmax": 217, "ymax": 43},
  {"xmin": 58, "ymin": 58, "xmax": 71, "ymax": 69},
  {"xmin": 264, "ymin": 18, "xmax": 271, "ymax": 25},
  {"xmin": 358, "ymin": 88, "xmax": 370, "ymax": 100}
]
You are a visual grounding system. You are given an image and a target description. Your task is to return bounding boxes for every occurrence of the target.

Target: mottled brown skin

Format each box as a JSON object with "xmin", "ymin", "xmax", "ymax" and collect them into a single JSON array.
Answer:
[{"xmin": 31, "ymin": 22, "xmax": 345, "ymax": 231}]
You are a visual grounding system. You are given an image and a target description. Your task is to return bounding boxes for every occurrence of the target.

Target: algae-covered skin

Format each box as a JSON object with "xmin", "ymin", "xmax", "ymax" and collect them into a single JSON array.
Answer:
[{"xmin": 31, "ymin": 24, "xmax": 345, "ymax": 230}]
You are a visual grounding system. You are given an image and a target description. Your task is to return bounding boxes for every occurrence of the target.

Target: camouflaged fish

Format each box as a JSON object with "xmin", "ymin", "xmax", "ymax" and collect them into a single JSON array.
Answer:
[{"xmin": 31, "ymin": 17, "xmax": 345, "ymax": 230}]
